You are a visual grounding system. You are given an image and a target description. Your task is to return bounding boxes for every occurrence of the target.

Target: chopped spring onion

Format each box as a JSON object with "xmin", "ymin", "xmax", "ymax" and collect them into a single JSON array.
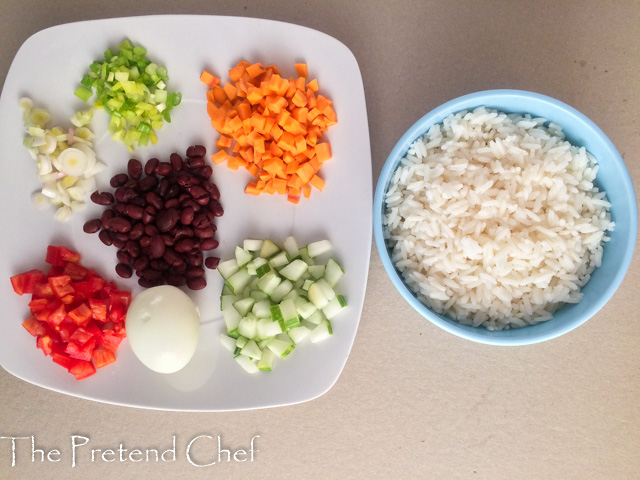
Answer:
[{"xmin": 218, "ymin": 236, "xmax": 347, "ymax": 373}]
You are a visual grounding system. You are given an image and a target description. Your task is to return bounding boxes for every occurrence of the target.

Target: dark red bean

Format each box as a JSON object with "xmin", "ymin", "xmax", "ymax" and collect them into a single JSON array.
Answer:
[
  {"xmin": 193, "ymin": 145, "xmax": 206, "ymax": 157},
  {"xmin": 195, "ymin": 195, "xmax": 210, "ymax": 206},
  {"xmin": 107, "ymin": 217, "xmax": 132, "ymax": 233},
  {"xmin": 132, "ymin": 256, "xmax": 149, "ymax": 271},
  {"xmin": 170, "ymin": 153, "xmax": 184, "ymax": 171},
  {"xmin": 187, "ymin": 251, "xmax": 203, "ymax": 267},
  {"xmin": 192, "ymin": 212, "xmax": 210, "ymax": 229},
  {"xmin": 138, "ymin": 277, "xmax": 156, "ymax": 288},
  {"xmin": 149, "ymin": 235, "xmax": 166, "ymax": 259},
  {"xmin": 114, "ymin": 187, "xmax": 126, "ymax": 203},
  {"xmin": 111, "ymin": 232, "xmax": 129, "ymax": 243},
  {"xmin": 197, "ymin": 166, "xmax": 213, "ymax": 179},
  {"xmin": 83, "ymin": 219, "xmax": 102, "ymax": 234},
  {"xmin": 142, "ymin": 269, "xmax": 164, "ymax": 281},
  {"xmin": 116, "ymin": 250, "xmax": 131, "ymax": 264},
  {"xmin": 189, "ymin": 186, "xmax": 208, "ymax": 199},
  {"xmin": 139, "ymin": 236, "xmax": 151, "ymax": 248},
  {"xmin": 125, "ymin": 241, "xmax": 141, "ymax": 258},
  {"xmin": 112, "ymin": 238, "xmax": 126, "ymax": 249},
  {"xmin": 200, "ymin": 238, "xmax": 219, "ymax": 251},
  {"xmin": 175, "ymin": 239, "xmax": 195, "ymax": 253},
  {"xmin": 90, "ymin": 191, "xmax": 114, "ymax": 206},
  {"xmin": 129, "ymin": 223, "xmax": 144, "ymax": 240},
  {"xmin": 208, "ymin": 199, "xmax": 224, "ymax": 217},
  {"xmin": 145, "ymin": 157, "xmax": 159, "ymax": 175},
  {"xmin": 165, "ymin": 184, "xmax": 180, "ymax": 200},
  {"xmin": 110, "ymin": 173, "xmax": 128, "ymax": 188},
  {"xmin": 186, "ymin": 266, "xmax": 205, "ymax": 278},
  {"xmin": 205, "ymin": 256, "xmax": 220, "ymax": 269},
  {"xmin": 174, "ymin": 263, "xmax": 188, "ymax": 275},
  {"xmin": 150, "ymin": 258, "xmax": 170, "ymax": 271},
  {"xmin": 161, "ymin": 234, "xmax": 175, "ymax": 246},
  {"xmin": 128, "ymin": 159, "xmax": 143, "ymax": 179},
  {"xmin": 155, "ymin": 162, "xmax": 172, "ymax": 176},
  {"xmin": 143, "ymin": 206, "xmax": 157, "ymax": 225},
  {"xmin": 180, "ymin": 207, "xmax": 194, "ymax": 225},
  {"xmin": 163, "ymin": 248, "xmax": 182, "ymax": 266},
  {"xmin": 187, "ymin": 156, "xmax": 205, "ymax": 169},
  {"xmin": 115, "ymin": 203, "xmax": 126, "ymax": 214},
  {"xmin": 124, "ymin": 204, "xmax": 144, "ymax": 220},
  {"xmin": 174, "ymin": 226, "xmax": 194, "ymax": 242},
  {"xmin": 99, "ymin": 230, "xmax": 113, "ymax": 246},
  {"xmin": 186, "ymin": 145, "xmax": 197, "ymax": 158},
  {"xmin": 156, "ymin": 208, "xmax": 179, "ymax": 232},
  {"xmin": 145, "ymin": 192, "xmax": 163, "ymax": 210},
  {"xmin": 144, "ymin": 224, "xmax": 159, "ymax": 237},
  {"xmin": 194, "ymin": 226, "xmax": 214, "ymax": 239},
  {"xmin": 187, "ymin": 277, "xmax": 207, "ymax": 291},
  {"xmin": 129, "ymin": 196, "xmax": 147, "ymax": 208},
  {"xmin": 115, "ymin": 263, "xmax": 133, "ymax": 278},
  {"xmin": 203, "ymin": 182, "xmax": 220, "ymax": 199},
  {"xmin": 158, "ymin": 178, "xmax": 170, "ymax": 197},
  {"xmin": 122, "ymin": 188, "xmax": 138, "ymax": 202},
  {"xmin": 167, "ymin": 275, "xmax": 187, "ymax": 287},
  {"xmin": 164, "ymin": 198, "xmax": 179, "ymax": 209},
  {"xmin": 124, "ymin": 178, "xmax": 139, "ymax": 189},
  {"xmin": 101, "ymin": 208, "xmax": 115, "ymax": 224},
  {"xmin": 139, "ymin": 175, "xmax": 158, "ymax": 192}
]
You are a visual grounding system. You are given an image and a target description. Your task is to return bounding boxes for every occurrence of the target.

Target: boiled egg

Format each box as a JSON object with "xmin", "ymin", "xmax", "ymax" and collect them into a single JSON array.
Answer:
[{"xmin": 126, "ymin": 285, "xmax": 200, "ymax": 374}]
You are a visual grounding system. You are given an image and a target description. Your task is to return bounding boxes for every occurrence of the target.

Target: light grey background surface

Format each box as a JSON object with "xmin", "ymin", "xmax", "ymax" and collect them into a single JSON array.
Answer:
[{"xmin": 1, "ymin": 1, "xmax": 639, "ymax": 479}]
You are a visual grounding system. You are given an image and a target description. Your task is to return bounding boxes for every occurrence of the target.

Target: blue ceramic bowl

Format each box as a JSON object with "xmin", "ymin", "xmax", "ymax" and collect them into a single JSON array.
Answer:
[{"xmin": 373, "ymin": 90, "xmax": 637, "ymax": 345}]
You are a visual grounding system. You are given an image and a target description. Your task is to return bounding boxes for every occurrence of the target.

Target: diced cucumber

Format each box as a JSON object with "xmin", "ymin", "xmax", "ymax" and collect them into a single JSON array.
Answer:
[
  {"xmin": 257, "ymin": 271, "xmax": 281, "ymax": 296},
  {"xmin": 324, "ymin": 258, "xmax": 344, "ymax": 287},
  {"xmin": 279, "ymin": 259, "xmax": 309, "ymax": 281},
  {"xmin": 223, "ymin": 307, "xmax": 242, "ymax": 336},
  {"xmin": 310, "ymin": 320, "xmax": 333, "ymax": 343},
  {"xmin": 287, "ymin": 325, "xmax": 311, "ymax": 344},
  {"xmin": 283, "ymin": 236, "xmax": 300, "ymax": 259},
  {"xmin": 225, "ymin": 269, "xmax": 251, "ymax": 294},
  {"xmin": 279, "ymin": 299, "xmax": 300, "ymax": 330},
  {"xmin": 306, "ymin": 309, "xmax": 326, "ymax": 325},
  {"xmin": 270, "ymin": 279, "xmax": 293, "ymax": 303},
  {"xmin": 250, "ymin": 289, "xmax": 269, "ymax": 301},
  {"xmin": 235, "ymin": 246, "xmax": 253, "ymax": 267},
  {"xmin": 307, "ymin": 264, "xmax": 325, "ymax": 279},
  {"xmin": 302, "ymin": 279, "xmax": 314, "ymax": 291},
  {"xmin": 252, "ymin": 298, "xmax": 272, "ymax": 318},
  {"xmin": 296, "ymin": 300, "xmax": 318, "ymax": 319},
  {"xmin": 220, "ymin": 294, "xmax": 239, "ymax": 311},
  {"xmin": 257, "ymin": 317, "xmax": 283, "ymax": 338},
  {"xmin": 258, "ymin": 348, "xmax": 275, "ymax": 371},
  {"xmin": 256, "ymin": 262, "xmax": 272, "ymax": 278},
  {"xmin": 259, "ymin": 239, "xmax": 280, "ymax": 258},
  {"xmin": 269, "ymin": 250, "xmax": 290, "ymax": 269},
  {"xmin": 283, "ymin": 288, "xmax": 300, "ymax": 302},
  {"xmin": 221, "ymin": 284, "xmax": 233, "ymax": 295},
  {"xmin": 233, "ymin": 297, "xmax": 255, "ymax": 317},
  {"xmin": 240, "ymin": 339, "xmax": 262, "ymax": 360},
  {"xmin": 270, "ymin": 304, "xmax": 283, "ymax": 324},
  {"xmin": 308, "ymin": 279, "xmax": 335, "ymax": 309},
  {"xmin": 219, "ymin": 334, "xmax": 237, "ymax": 353},
  {"xmin": 238, "ymin": 316, "xmax": 258, "ymax": 339},
  {"xmin": 218, "ymin": 258, "xmax": 239, "ymax": 279},
  {"xmin": 243, "ymin": 238, "xmax": 263, "ymax": 251},
  {"xmin": 322, "ymin": 294, "xmax": 347, "ymax": 319},
  {"xmin": 298, "ymin": 247, "xmax": 314, "ymax": 265},
  {"xmin": 235, "ymin": 335, "xmax": 249, "ymax": 349},
  {"xmin": 248, "ymin": 257, "xmax": 269, "ymax": 276},
  {"xmin": 235, "ymin": 355, "xmax": 259, "ymax": 373},
  {"xmin": 267, "ymin": 337, "xmax": 295, "ymax": 358},
  {"xmin": 307, "ymin": 239, "xmax": 332, "ymax": 258}
]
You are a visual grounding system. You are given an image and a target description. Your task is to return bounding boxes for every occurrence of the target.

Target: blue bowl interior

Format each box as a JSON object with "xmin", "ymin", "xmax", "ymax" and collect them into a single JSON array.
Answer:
[{"xmin": 374, "ymin": 90, "xmax": 638, "ymax": 345}]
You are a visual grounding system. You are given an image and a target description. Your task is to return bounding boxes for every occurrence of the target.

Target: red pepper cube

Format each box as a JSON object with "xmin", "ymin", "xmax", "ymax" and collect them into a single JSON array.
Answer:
[
  {"xmin": 46, "ymin": 245, "xmax": 81, "ymax": 267},
  {"xmin": 67, "ymin": 359, "xmax": 96, "ymax": 380},
  {"xmin": 67, "ymin": 302, "xmax": 92, "ymax": 326}
]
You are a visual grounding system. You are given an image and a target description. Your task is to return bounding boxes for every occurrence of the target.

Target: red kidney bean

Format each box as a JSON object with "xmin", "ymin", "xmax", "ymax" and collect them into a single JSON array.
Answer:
[
  {"xmin": 122, "ymin": 188, "xmax": 137, "ymax": 202},
  {"xmin": 110, "ymin": 173, "xmax": 128, "ymax": 187},
  {"xmin": 174, "ymin": 227, "xmax": 194, "ymax": 242},
  {"xmin": 187, "ymin": 251, "xmax": 203, "ymax": 267},
  {"xmin": 116, "ymin": 250, "xmax": 131, "ymax": 264},
  {"xmin": 145, "ymin": 157, "xmax": 159, "ymax": 175},
  {"xmin": 124, "ymin": 178, "xmax": 138, "ymax": 189},
  {"xmin": 128, "ymin": 159, "xmax": 142, "ymax": 179},
  {"xmin": 129, "ymin": 196, "xmax": 147, "ymax": 208},
  {"xmin": 150, "ymin": 258, "xmax": 170, "ymax": 271},
  {"xmin": 186, "ymin": 145, "xmax": 197, "ymax": 158},
  {"xmin": 125, "ymin": 240, "xmax": 141, "ymax": 258},
  {"xmin": 192, "ymin": 212, "xmax": 209, "ymax": 229},
  {"xmin": 195, "ymin": 195, "xmax": 210, "ymax": 206},
  {"xmin": 112, "ymin": 238, "xmax": 126, "ymax": 249},
  {"xmin": 139, "ymin": 175, "xmax": 158, "ymax": 192},
  {"xmin": 124, "ymin": 204, "xmax": 144, "ymax": 220},
  {"xmin": 155, "ymin": 162, "xmax": 172, "ymax": 176},
  {"xmin": 144, "ymin": 224, "xmax": 159, "ymax": 237},
  {"xmin": 203, "ymin": 182, "xmax": 220, "ymax": 199},
  {"xmin": 165, "ymin": 184, "xmax": 180, "ymax": 200},
  {"xmin": 138, "ymin": 277, "xmax": 156, "ymax": 288},
  {"xmin": 156, "ymin": 208, "xmax": 179, "ymax": 232},
  {"xmin": 208, "ymin": 199, "xmax": 224, "ymax": 217},
  {"xmin": 173, "ymin": 262, "xmax": 188, "ymax": 275},
  {"xmin": 139, "ymin": 236, "xmax": 151, "ymax": 248},
  {"xmin": 114, "ymin": 187, "xmax": 126, "ymax": 203},
  {"xmin": 83, "ymin": 219, "xmax": 102, "ymax": 233},
  {"xmin": 149, "ymin": 235, "xmax": 165, "ymax": 259},
  {"xmin": 170, "ymin": 153, "xmax": 184, "ymax": 171},
  {"xmin": 161, "ymin": 234, "xmax": 175, "ymax": 246},
  {"xmin": 141, "ymin": 269, "xmax": 164, "ymax": 281},
  {"xmin": 180, "ymin": 207, "xmax": 194, "ymax": 225},
  {"xmin": 129, "ymin": 223, "xmax": 144, "ymax": 240},
  {"xmin": 189, "ymin": 185, "xmax": 207, "ymax": 199},
  {"xmin": 164, "ymin": 198, "xmax": 179, "ymax": 209},
  {"xmin": 193, "ymin": 145, "xmax": 206, "ymax": 157},
  {"xmin": 163, "ymin": 248, "xmax": 182, "ymax": 266},
  {"xmin": 111, "ymin": 232, "xmax": 129, "ymax": 243},
  {"xmin": 175, "ymin": 239, "xmax": 195, "ymax": 253},
  {"xmin": 90, "ymin": 191, "xmax": 115, "ymax": 206},
  {"xmin": 115, "ymin": 263, "xmax": 133, "ymax": 278},
  {"xmin": 194, "ymin": 226, "xmax": 214, "ymax": 239},
  {"xmin": 142, "ymin": 206, "xmax": 157, "ymax": 225},
  {"xmin": 101, "ymin": 208, "xmax": 115, "ymax": 224},
  {"xmin": 187, "ymin": 277, "xmax": 207, "ymax": 290},
  {"xmin": 145, "ymin": 192, "xmax": 163, "ymax": 210},
  {"xmin": 200, "ymin": 238, "xmax": 219, "ymax": 251},
  {"xmin": 107, "ymin": 217, "xmax": 132, "ymax": 233},
  {"xmin": 167, "ymin": 275, "xmax": 187, "ymax": 287},
  {"xmin": 98, "ymin": 230, "xmax": 113, "ymax": 246},
  {"xmin": 115, "ymin": 203, "xmax": 126, "ymax": 214},
  {"xmin": 132, "ymin": 256, "xmax": 149, "ymax": 271},
  {"xmin": 186, "ymin": 266, "xmax": 205, "ymax": 277},
  {"xmin": 187, "ymin": 156, "xmax": 204, "ymax": 169},
  {"xmin": 197, "ymin": 165, "xmax": 213, "ymax": 179},
  {"xmin": 205, "ymin": 256, "xmax": 220, "ymax": 269},
  {"xmin": 182, "ymin": 199, "xmax": 201, "ymax": 212}
]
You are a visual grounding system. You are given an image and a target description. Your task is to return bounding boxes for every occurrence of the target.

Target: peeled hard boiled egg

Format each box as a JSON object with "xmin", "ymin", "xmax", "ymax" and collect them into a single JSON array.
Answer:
[{"xmin": 126, "ymin": 285, "xmax": 200, "ymax": 374}]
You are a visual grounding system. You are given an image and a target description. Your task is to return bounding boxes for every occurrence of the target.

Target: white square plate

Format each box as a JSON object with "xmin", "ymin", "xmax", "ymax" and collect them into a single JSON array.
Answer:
[{"xmin": 0, "ymin": 15, "xmax": 372, "ymax": 411}]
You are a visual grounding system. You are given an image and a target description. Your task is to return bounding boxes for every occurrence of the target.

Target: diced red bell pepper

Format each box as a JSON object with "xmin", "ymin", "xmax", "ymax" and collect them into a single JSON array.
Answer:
[
  {"xmin": 36, "ymin": 335, "xmax": 54, "ymax": 356},
  {"xmin": 33, "ymin": 282, "xmax": 54, "ymax": 299},
  {"xmin": 49, "ymin": 275, "xmax": 75, "ymax": 299},
  {"xmin": 92, "ymin": 346, "xmax": 116, "ymax": 369},
  {"xmin": 67, "ymin": 327, "xmax": 94, "ymax": 346},
  {"xmin": 63, "ymin": 261, "xmax": 89, "ymax": 282},
  {"xmin": 46, "ymin": 245, "xmax": 81, "ymax": 267},
  {"xmin": 45, "ymin": 302, "xmax": 67, "ymax": 327},
  {"xmin": 67, "ymin": 302, "xmax": 92, "ymax": 325},
  {"xmin": 10, "ymin": 269, "xmax": 47, "ymax": 295},
  {"xmin": 55, "ymin": 321, "xmax": 75, "ymax": 343},
  {"xmin": 97, "ymin": 329, "xmax": 124, "ymax": 352},
  {"xmin": 88, "ymin": 298, "xmax": 107, "ymax": 322},
  {"xmin": 28, "ymin": 298, "xmax": 49, "ymax": 314},
  {"xmin": 22, "ymin": 316, "xmax": 47, "ymax": 337},
  {"xmin": 68, "ymin": 359, "xmax": 96, "ymax": 380},
  {"xmin": 108, "ymin": 290, "xmax": 132, "ymax": 323},
  {"xmin": 65, "ymin": 337, "xmax": 96, "ymax": 361},
  {"xmin": 51, "ymin": 351, "xmax": 74, "ymax": 370}
]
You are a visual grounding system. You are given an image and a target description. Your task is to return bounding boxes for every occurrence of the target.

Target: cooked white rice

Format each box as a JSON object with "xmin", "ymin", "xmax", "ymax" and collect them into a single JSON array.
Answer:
[{"xmin": 383, "ymin": 107, "xmax": 615, "ymax": 330}]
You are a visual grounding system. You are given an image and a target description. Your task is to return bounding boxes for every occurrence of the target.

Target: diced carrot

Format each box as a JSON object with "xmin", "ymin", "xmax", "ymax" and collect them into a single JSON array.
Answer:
[
  {"xmin": 216, "ymin": 135, "xmax": 233, "ymax": 149},
  {"xmin": 229, "ymin": 63, "xmax": 248, "ymax": 82},
  {"xmin": 244, "ymin": 181, "xmax": 262, "ymax": 195},
  {"xmin": 306, "ymin": 79, "xmax": 319, "ymax": 92},
  {"xmin": 223, "ymin": 82, "xmax": 238, "ymax": 102},
  {"xmin": 292, "ymin": 90, "xmax": 307, "ymax": 108},
  {"xmin": 295, "ymin": 63, "xmax": 308, "ymax": 78},
  {"xmin": 315, "ymin": 142, "xmax": 332, "ymax": 162},
  {"xmin": 296, "ymin": 162, "xmax": 315, "ymax": 184},
  {"xmin": 246, "ymin": 62, "xmax": 265, "ymax": 78},
  {"xmin": 211, "ymin": 150, "xmax": 228, "ymax": 165},
  {"xmin": 310, "ymin": 174, "xmax": 325, "ymax": 191},
  {"xmin": 200, "ymin": 70, "xmax": 221, "ymax": 88},
  {"xmin": 303, "ymin": 185, "xmax": 312, "ymax": 199}
]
